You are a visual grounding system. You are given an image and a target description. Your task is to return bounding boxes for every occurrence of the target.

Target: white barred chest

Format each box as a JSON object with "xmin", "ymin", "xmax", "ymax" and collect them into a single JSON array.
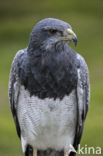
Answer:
[{"xmin": 17, "ymin": 85, "xmax": 77, "ymax": 151}]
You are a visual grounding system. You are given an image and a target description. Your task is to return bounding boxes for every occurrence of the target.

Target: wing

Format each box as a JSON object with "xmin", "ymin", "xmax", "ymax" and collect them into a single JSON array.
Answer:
[
  {"xmin": 9, "ymin": 49, "xmax": 25, "ymax": 138},
  {"xmin": 73, "ymin": 54, "xmax": 90, "ymax": 150}
]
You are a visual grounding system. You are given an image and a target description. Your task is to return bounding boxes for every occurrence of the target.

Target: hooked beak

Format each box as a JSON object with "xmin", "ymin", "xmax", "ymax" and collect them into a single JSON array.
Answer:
[
  {"xmin": 66, "ymin": 28, "xmax": 77, "ymax": 46},
  {"xmin": 60, "ymin": 28, "xmax": 77, "ymax": 46}
]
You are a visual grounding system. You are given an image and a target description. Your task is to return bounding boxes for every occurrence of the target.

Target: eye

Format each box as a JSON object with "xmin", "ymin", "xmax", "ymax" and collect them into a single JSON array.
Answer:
[{"xmin": 48, "ymin": 29, "xmax": 57, "ymax": 35}]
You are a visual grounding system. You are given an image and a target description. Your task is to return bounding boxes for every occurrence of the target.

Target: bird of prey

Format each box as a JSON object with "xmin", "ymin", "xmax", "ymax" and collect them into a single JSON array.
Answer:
[{"xmin": 9, "ymin": 18, "xmax": 90, "ymax": 156}]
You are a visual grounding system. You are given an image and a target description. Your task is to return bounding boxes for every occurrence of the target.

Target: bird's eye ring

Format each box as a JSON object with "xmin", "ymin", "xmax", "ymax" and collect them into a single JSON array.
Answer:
[{"xmin": 48, "ymin": 29, "xmax": 57, "ymax": 35}]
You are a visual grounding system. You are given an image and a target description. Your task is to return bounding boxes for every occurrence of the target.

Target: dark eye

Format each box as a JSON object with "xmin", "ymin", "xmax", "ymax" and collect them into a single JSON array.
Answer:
[{"xmin": 48, "ymin": 29, "xmax": 57, "ymax": 35}]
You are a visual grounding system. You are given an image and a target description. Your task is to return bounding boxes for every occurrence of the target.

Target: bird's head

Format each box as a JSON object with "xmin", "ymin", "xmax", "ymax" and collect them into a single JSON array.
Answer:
[{"xmin": 28, "ymin": 18, "xmax": 77, "ymax": 52}]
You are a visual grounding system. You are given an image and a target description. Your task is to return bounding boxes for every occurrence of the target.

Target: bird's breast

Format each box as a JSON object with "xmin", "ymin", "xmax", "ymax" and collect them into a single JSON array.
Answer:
[{"xmin": 17, "ymin": 85, "xmax": 77, "ymax": 150}]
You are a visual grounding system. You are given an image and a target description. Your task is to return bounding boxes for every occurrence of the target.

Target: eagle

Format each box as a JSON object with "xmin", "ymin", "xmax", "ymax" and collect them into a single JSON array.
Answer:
[{"xmin": 9, "ymin": 18, "xmax": 90, "ymax": 156}]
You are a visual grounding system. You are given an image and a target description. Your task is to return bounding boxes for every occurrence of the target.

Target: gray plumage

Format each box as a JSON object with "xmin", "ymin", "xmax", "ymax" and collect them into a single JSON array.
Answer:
[{"xmin": 9, "ymin": 18, "xmax": 90, "ymax": 156}]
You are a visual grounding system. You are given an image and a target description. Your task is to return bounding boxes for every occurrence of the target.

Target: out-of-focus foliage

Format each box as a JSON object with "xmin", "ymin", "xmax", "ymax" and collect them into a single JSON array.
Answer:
[{"xmin": 0, "ymin": 0, "xmax": 103, "ymax": 155}]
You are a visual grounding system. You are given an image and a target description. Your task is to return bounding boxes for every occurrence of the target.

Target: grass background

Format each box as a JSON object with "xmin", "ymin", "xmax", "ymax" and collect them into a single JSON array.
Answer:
[{"xmin": 0, "ymin": 0, "xmax": 103, "ymax": 155}]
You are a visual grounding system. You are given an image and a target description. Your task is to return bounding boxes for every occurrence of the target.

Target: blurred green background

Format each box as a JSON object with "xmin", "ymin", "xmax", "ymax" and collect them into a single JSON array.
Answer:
[{"xmin": 0, "ymin": 0, "xmax": 103, "ymax": 155}]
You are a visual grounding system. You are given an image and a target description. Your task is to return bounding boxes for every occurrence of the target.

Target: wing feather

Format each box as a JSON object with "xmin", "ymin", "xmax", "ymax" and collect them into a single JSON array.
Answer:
[
  {"xmin": 9, "ymin": 49, "xmax": 24, "ymax": 138},
  {"xmin": 73, "ymin": 54, "xmax": 90, "ymax": 150}
]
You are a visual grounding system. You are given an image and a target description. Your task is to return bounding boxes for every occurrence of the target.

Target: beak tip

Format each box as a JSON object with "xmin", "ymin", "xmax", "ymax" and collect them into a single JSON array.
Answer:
[{"xmin": 73, "ymin": 37, "xmax": 77, "ymax": 47}]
